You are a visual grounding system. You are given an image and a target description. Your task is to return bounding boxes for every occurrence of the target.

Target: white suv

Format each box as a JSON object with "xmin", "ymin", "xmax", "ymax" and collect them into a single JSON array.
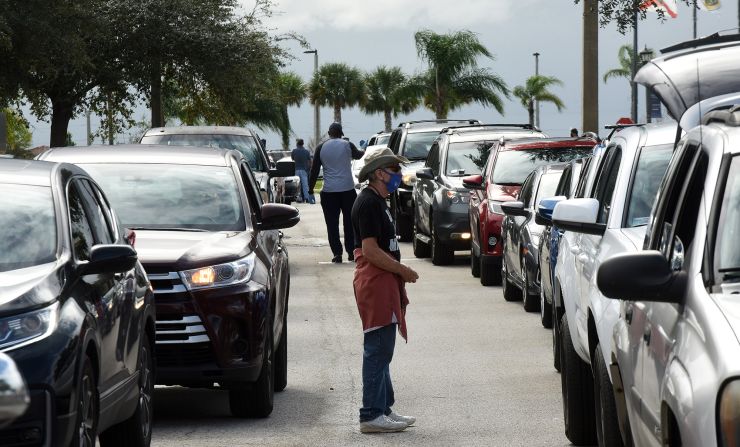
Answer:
[{"xmin": 551, "ymin": 122, "xmax": 676, "ymax": 445}]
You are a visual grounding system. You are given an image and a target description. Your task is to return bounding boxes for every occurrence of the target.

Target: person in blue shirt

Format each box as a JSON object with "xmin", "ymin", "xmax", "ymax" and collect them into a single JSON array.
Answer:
[{"xmin": 291, "ymin": 139, "xmax": 315, "ymax": 204}]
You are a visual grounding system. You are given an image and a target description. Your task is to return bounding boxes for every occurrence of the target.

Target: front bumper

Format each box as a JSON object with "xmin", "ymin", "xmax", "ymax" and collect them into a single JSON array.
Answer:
[
  {"xmin": 481, "ymin": 213, "xmax": 504, "ymax": 256},
  {"xmin": 434, "ymin": 206, "xmax": 472, "ymax": 250},
  {"xmin": 147, "ymin": 271, "xmax": 269, "ymax": 387},
  {"xmin": 396, "ymin": 187, "xmax": 414, "ymax": 216},
  {"xmin": 0, "ymin": 389, "xmax": 55, "ymax": 447}
]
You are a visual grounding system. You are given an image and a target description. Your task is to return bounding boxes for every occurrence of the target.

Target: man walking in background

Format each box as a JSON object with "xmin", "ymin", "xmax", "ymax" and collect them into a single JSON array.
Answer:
[
  {"xmin": 309, "ymin": 122, "xmax": 364, "ymax": 263},
  {"xmin": 291, "ymin": 138, "xmax": 314, "ymax": 204}
]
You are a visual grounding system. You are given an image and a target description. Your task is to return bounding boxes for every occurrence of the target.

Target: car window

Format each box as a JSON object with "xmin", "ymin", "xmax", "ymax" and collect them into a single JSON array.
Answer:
[
  {"xmin": 80, "ymin": 163, "xmax": 247, "ymax": 232},
  {"xmin": 141, "ymin": 134, "xmax": 267, "ymax": 172},
  {"xmin": 240, "ymin": 162, "xmax": 263, "ymax": 218},
  {"xmin": 519, "ymin": 172, "xmax": 535, "ymax": 207},
  {"xmin": 90, "ymin": 183, "xmax": 119, "ymax": 242},
  {"xmin": 376, "ymin": 134, "xmax": 390, "ymax": 145},
  {"xmin": 492, "ymin": 147, "xmax": 592, "ymax": 185},
  {"xmin": 624, "ymin": 144, "xmax": 673, "ymax": 228},
  {"xmin": 78, "ymin": 179, "xmax": 114, "ymax": 245},
  {"xmin": 714, "ymin": 155, "xmax": 740, "ymax": 281},
  {"xmin": 445, "ymin": 141, "xmax": 493, "ymax": 176},
  {"xmin": 535, "ymin": 172, "xmax": 563, "ymax": 207},
  {"xmin": 68, "ymin": 181, "xmax": 95, "ymax": 261},
  {"xmin": 426, "ymin": 141, "xmax": 440, "ymax": 173},
  {"xmin": 555, "ymin": 165, "xmax": 572, "ymax": 196},
  {"xmin": 403, "ymin": 131, "xmax": 441, "ymax": 160},
  {"xmin": 574, "ymin": 157, "xmax": 593, "ymax": 198},
  {"xmin": 0, "ymin": 184, "xmax": 57, "ymax": 272},
  {"xmin": 593, "ymin": 147, "xmax": 622, "ymax": 224}
]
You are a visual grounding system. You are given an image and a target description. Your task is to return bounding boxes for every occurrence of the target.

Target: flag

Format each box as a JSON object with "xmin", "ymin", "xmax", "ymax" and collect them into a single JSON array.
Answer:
[
  {"xmin": 698, "ymin": 0, "xmax": 721, "ymax": 11},
  {"xmin": 640, "ymin": 0, "xmax": 679, "ymax": 18}
]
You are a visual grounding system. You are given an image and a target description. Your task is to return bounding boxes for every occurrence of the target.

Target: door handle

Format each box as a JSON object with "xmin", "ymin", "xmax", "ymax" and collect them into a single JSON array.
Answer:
[
  {"xmin": 578, "ymin": 254, "xmax": 589, "ymax": 264},
  {"xmin": 277, "ymin": 246, "xmax": 283, "ymax": 253},
  {"xmin": 625, "ymin": 305, "xmax": 634, "ymax": 324},
  {"xmin": 643, "ymin": 326, "xmax": 652, "ymax": 344},
  {"xmin": 114, "ymin": 273, "xmax": 124, "ymax": 280}
]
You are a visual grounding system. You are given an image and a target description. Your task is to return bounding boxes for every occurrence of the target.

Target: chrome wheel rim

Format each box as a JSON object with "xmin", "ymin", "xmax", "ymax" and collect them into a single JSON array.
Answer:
[
  {"xmin": 78, "ymin": 372, "xmax": 96, "ymax": 447},
  {"xmin": 138, "ymin": 345, "xmax": 153, "ymax": 440}
]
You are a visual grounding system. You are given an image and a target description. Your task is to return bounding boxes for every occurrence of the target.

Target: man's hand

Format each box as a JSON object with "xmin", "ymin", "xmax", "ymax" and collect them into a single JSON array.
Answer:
[{"xmin": 399, "ymin": 264, "xmax": 419, "ymax": 283}]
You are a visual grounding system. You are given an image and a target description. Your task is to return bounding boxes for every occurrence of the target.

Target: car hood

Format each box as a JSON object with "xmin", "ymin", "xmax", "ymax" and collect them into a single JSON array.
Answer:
[
  {"xmin": 403, "ymin": 160, "xmax": 425, "ymax": 175},
  {"xmin": 635, "ymin": 39, "xmax": 740, "ymax": 120},
  {"xmin": 0, "ymin": 262, "xmax": 64, "ymax": 314},
  {"xmin": 712, "ymin": 291, "xmax": 740, "ymax": 347},
  {"xmin": 488, "ymin": 183, "xmax": 521, "ymax": 202},
  {"xmin": 134, "ymin": 230, "xmax": 253, "ymax": 271}
]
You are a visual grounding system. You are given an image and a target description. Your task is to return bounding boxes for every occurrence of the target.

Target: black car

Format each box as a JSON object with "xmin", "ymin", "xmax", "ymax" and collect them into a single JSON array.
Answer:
[
  {"xmin": 0, "ymin": 159, "xmax": 156, "ymax": 446},
  {"xmin": 501, "ymin": 164, "xmax": 566, "ymax": 311},
  {"xmin": 39, "ymin": 145, "xmax": 298, "ymax": 418}
]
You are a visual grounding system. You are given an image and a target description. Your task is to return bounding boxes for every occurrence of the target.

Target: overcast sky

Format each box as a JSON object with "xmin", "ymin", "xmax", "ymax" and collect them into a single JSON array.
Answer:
[{"xmin": 30, "ymin": 0, "xmax": 740, "ymax": 147}]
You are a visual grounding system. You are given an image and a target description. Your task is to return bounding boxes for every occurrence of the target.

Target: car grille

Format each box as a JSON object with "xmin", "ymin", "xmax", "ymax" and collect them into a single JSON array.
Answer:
[
  {"xmin": 155, "ymin": 314, "xmax": 214, "ymax": 367},
  {"xmin": 147, "ymin": 271, "xmax": 190, "ymax": 303}
]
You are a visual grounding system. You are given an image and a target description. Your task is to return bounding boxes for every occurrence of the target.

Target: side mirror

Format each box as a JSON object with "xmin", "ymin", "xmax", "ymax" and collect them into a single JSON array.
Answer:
[
  {"xmin": 416, "ymin": 168, "xmax": 434, "ymax": 180},
  {"xmin": 597, "ymin": 251, "xmax": 686, "ymax": 303},
  {"xmin": 269, "ymin": 159, "xmax": 295, "ymax": 178},
  {"xmin": 501, "ymin": 201, "xmax": 529, "ymax": 217},
  {"xmin": 462, "ymin": 174, "xmax": 484, "ymax": 190},
  {"xmin": 83, "ymin": 245, "xmax": 138, "ymax": 275},
  {"xmin": 552, "ymin": 198, "xmax": 605, "ymax": 235},
  {"xmin": 0, "ymin": 353, "xmax": 29, "ymax": 428},
  {"xmin": 535, "ymin": 196, "xmax": 566, "ymax": 225},
  {"xmin": 260, "ymin": 203, "xmax": 300, "ymax": 230}
]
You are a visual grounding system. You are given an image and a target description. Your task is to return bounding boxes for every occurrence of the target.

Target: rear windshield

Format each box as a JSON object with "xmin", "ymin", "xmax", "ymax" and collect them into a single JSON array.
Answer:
[
  {"xmin": 624, "ymin": 144, "xmax": 673, "ymax": 227},
  {"xmin": 492, "ymin": 147, "xmax": 593, "ymax": 184},
  {"xmin": 0, "ymin": 185, "xmax": 57, "ymax": 272},
  {"xmin": 81, "ymin": 164, "xmax": 247, "ymax": 232},
  {"xmin": 141, "ymin": 134, "xmax": 267, "ymax": 172},
  {"xmin": 403, "ymin": 131, "xmax": 441, "ymax": 160},
  {"xmin": 445, "ymin": 141, "xmax": 494, "ymax": 176}
]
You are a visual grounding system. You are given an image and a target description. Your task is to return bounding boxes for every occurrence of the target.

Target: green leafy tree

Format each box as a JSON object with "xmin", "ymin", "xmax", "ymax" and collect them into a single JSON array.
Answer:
[
  {"xmin": 512, "ymin": 75, "xmax": 565, "ymax": 127},
  {"xmin": 309, "ymin": 63, "xmax": 365, "ymax": 124},
  {"xmin": 275, "ymin": 72, "xmax": 306, "ymax": 149},
  {"xmin": 603, "ymin": 45, "xmax": 634, "ymax": 83},
  {"xmin": 410, "ymin": 30, "xmax": 509, "ymax": 119},
  {"xmin": 362, "ymin": 66, "xmax": 419, "ymax": 132},
  {"xmin": 2, "ymin": 108, "xmax": 32, "ymax": 158},
  {"xmin": 574, "ymin": 0, "xmax": 693, "ymax": 33}
]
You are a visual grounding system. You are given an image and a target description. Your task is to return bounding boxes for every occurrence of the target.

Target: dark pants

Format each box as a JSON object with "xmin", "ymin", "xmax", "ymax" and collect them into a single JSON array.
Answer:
[
  {"xmin": 320, "ymin": 189, "xmax": 357, "ymax": 257},
  {"xmin": 360, "ymin": 324, "xmax": 396, "ymax": 422}
]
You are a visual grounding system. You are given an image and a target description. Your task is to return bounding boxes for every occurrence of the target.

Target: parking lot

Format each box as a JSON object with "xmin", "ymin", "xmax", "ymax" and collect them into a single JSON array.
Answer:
[{"xmin": 150, "ymin": 201, "xmax": 572, "ymax": 446}]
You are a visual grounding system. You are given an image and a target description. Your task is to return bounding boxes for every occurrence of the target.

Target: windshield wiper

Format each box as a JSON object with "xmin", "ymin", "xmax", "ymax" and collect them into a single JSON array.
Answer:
[{"xmin": 126, "ymin": 227, "xmax": 209, "ymax": 232}]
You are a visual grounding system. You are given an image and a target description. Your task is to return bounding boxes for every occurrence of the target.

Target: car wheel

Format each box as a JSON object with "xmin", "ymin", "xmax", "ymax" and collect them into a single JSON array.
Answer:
[
  {"xmin": 99, "ymin": 333, "xmax": 154, "ymax": 447},
  {"xmin": 72, "ymin": 356, "xmax": 99, "ymax": 447},
  {"xmin": 593, "ymin": 344, "xmax": 624, "ymax": 447},
  {"xmin": 230, "ymin": 324, "xmax": 274, "ymax": 418},
  {"xmin": 412, "ymin": 222, "xmax": 430, "ymax": 258},
  {"xmin": 560, "ymin": 314, "xmax": 597, "ymax": 445},
  {"xmin": 552, "ymin": 293, "xmax": 562, "ymax": 372},
  {"xmin": 540, "ymin": 271, "xmax": 553, "ymax": 329},
  {"xmin": 502, "ymin": 256, "xmax": 521, "ymax": 302},
  {"xmin": 431, "ymin": 219, "xmax": 454, "ymax": 266},
  {"xmin": 522, "ymin": 262, "xmax": 539, "ymax": 312},
  {"xmin": 471, "ymin": 245, "xmax": 481, "ymax": 278},
  {"xmin": 274, "ymin": 312, "xmax": 288, "ymax": 392}
]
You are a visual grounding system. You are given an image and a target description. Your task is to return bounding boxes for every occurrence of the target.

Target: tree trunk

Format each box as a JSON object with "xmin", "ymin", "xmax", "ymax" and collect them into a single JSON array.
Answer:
[
  {"xmin": 582, "ymin": 0, "xmax": 599, "ymax": 133},
  {"xmin": 281, "ymin": 107, "xmax": 290, "ymax": 149},
  {"xmin": 0, "ymin": 110, "xmax": 7, "ymax": 154},
  {"xmin": 150, "ymin": 59, "xmax": 164, "ymax": 127},
  {"xmin": 435, "ymin": 67, "xmax": 444, "ymax": 119},
  {"xmin": 106, "ymin": 92, "xmax": 114, "ymax": 145},
  {"xmin": 528, "ymin": 100, "xmax": 535, "ymax": 127},
  {"xmin": 333, "ymin": 103, "xmax": 341, "ymax": 124},
  {"xmin": 384, "ymin": 109, "xmax": 392, "ymax": 132},
  {"xmin": 50, "ymin": 99, "xmax": 74, "ymax": 147}
]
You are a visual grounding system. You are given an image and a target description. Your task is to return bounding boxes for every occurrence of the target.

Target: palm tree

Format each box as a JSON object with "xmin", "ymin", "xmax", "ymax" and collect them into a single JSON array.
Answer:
[
  {"xmin": 308, "ymin": 63, "xmax": 365, "ymax": 124},
  {"xmin": 362, "ymin": 66, "xmax": 419, "ymax": 132},
  {"xmin": 410, "ymin": 29, "xmax": 509, "ymax": 119},
  {"xmin": 275, "ymin": 72, "xmax": 306, "ymax": 149},
  {"xmin": 603, "ymin": 44, "xmax": 633, "ymax": 83},
  {"xmin": 512, "ymin": 75, "xmax": 565, "ymax": 127}
]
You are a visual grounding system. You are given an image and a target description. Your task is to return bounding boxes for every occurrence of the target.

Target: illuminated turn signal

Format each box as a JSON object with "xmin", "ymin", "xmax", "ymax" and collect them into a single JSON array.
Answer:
[{"xmin": 190, "ymin": 267, "xmax": 216, "ymax": 285}]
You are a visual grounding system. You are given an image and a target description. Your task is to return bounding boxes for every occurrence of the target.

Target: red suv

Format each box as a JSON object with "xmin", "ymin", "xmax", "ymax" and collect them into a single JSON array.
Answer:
[{"xmin": 463, "ymin": 137, "xmax": 596, "ymax": 285}]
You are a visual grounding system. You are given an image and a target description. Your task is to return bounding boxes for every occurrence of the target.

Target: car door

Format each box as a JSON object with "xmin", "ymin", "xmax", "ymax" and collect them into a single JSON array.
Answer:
[
  {"xmin": 416, "ymin": 140, "xmax": 441, "ymax": 235},
  {"xmin": 469, "ymin": 156, "xmax": 490, "ymax": 252},
  {"xmin": 67, "ymin": 178, "xmax": 129, "ymax": 393},
  {"xmin": 507, "ymin": 172, "xmax": 535, "ymax": 282}
]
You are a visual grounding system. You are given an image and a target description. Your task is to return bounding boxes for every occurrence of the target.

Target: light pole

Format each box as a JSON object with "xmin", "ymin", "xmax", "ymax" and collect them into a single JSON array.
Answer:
[
  {"xmin": 631, "ymin": 11, "xmax": 639, "ymax": 123},
  {"xmin": 304, "ymin": 49, "xmax": 320, "ymax": 150},
  {"xmin": 533, "ymin": 52, "xmax": 540, "ymax": 129},
  {"xmin": 639, "ymin": 46, "xmax": 655, "ymax": 123}
]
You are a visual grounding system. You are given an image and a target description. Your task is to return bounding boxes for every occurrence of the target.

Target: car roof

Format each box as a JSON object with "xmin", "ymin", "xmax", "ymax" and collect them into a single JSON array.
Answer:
[
  {"xmin": 39, "ymin": 144, "xmax": 236, "ymax": 167},
  {"xmin": 608, "ymin": 122, "xmax": 678, "ymax": 155},
  {"xmin": 402, "ymin": 120, "xmax": 480, "ymax": 132},
  {"xmin": 0, "ymin": 158, "xmax": 84, "ymax": 187},
  {"xmin": 498, "ymin": 137, "xmax": 598, "ymax": 151},
  {"xmin": 142, "ymin": 126, "xmax": 256, "ymax": 137},
  {"xmin": 447, "ymin": 128, "xmax": 547, "ymax": 143}
]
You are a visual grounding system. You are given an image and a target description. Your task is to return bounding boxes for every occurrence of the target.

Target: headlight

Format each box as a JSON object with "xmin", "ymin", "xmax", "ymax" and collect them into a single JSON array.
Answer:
[
  {"xmin": 488, "ymin": 200, "xmax": 504, "ymax": 214},
  {"xmin": 719, "ymin": 379, "xmax": 740, "ymax": 446},
  {"xmin": 402, "ymin": 173, "xmax": 417, "ymax": 186},
  {"xmin": 0, "ymin": 302, "xmax": 58, "ymax": 351},
  {"xmin": 446, "ymin": 190, "xmax": 470, "ymax": 204},
  {"xmin": 180, "ymin": 253, "xmax": 256, "ymax": 291}
]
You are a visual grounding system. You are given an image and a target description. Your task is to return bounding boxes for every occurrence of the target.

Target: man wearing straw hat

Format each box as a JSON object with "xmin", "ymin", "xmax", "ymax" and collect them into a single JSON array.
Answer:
[{"xmin": 351, "ymin": 148, "xmax": 419, "ymax": 433}]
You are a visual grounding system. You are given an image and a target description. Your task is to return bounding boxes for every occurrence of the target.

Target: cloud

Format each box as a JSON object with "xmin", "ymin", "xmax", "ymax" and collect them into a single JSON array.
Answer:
[{"xmin": 251, "ymin": 0, "xmax": 539, "ymax": 32}]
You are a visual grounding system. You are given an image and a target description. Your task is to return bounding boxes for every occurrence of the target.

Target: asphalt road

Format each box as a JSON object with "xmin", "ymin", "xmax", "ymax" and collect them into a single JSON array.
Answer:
[{"xmin": 151, "ymin": 200, "xmax": 574, "ymax": 447}]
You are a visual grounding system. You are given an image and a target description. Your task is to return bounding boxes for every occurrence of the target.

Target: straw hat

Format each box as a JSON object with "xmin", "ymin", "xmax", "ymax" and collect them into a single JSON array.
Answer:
[{"xmin": 358, "ymin": 147, "xmax": 410, "ymax": 182}]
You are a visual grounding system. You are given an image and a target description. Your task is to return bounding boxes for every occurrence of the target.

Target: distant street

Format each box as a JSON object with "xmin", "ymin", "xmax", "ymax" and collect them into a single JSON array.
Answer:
[{"xmin": 151, "ymin": 200, "xmax": 574, "ymax": 447}]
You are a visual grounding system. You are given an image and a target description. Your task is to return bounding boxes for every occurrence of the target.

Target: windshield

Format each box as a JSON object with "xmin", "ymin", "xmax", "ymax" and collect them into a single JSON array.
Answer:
[
  {"xmin": 624, "ymin": 144, "xmax": 673, "ymax": 227},
  {"xmin": 492, "ymin": 148, "xmax": 593, "ymax": 184},
  {"xmin": 535, "ymin": 172, "xmax": 563, "ymax": 207},
  {"xmin": 715, "ymin": 155, "xmax": 740, "ymax": 274},
  {"xmin": 445, "ymin": 141, "xmax": 494, "ymax": 176},
  {"xmin": 140, "ymin": 134, "xmax": 267, "ymax": 172},
  {"xmin": 81, "ymin": 164, "xmax": 247, "ymax": 232},
  {"xmin": 0, "ymin": 185, "xmax": 57, "ymax": 272},
  {"xmin": 403, "ymin": 131, "xmax": 441, "ymax": 160},
  {"xmin": 376, "ymin": 134, "xmax": 390, "ymax": 145}
]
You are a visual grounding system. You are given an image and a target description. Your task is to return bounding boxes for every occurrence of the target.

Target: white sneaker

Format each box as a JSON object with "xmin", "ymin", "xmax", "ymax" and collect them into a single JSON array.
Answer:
[
  {"xmin": 360, "ymin": 415, "xmax": 408, "ymax": 433},
  {"xmin": 387, "ymin": 411, "xmax": 416, "ymax": 426}
]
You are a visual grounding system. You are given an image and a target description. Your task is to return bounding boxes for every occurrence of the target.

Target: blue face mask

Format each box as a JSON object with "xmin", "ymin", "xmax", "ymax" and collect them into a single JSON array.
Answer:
[{"xmin": 383, "ymin": 169, "xmax": 403, "ymax": 193}]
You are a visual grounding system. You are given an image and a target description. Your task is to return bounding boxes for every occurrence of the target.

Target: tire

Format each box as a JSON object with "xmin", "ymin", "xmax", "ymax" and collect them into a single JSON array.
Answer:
[
  {"xmin": 480, "ymin": 258, "xmax": 501, "ymax": 286},
  {"xmin": 471, "ymin": 247, "xmax": 481, "ymax": 278},
  {"xmin": 431, "ymin": 219, "xmax": 454, "ymax": 266},
  {"xmin": 230, "ymin": 325, "xmax": 274, "ymax": 418},
  {"xmin": 100, "ymin": 334, "xmax": 154, "ymax": 447},
  {"xmin": 593, "ymin": 345, "xmax": 624, "ymax": 447},
  {"xmin": 396, "ymin": 214, "xmax": 413, "ymax": 242},
  {"xmin": 553, "ymin": 296, "xmax": 562, "ymax": 372},
  {"xmin": 274, "ymin": 313, "xmax": 288, "ymax": 392},
  {"xmin": 502, "ymin": 256, "xmax": 521, "ymax": 302},
  {"xmin": 522, "ymin": 262, "xmax": 539, "ymax": 312},
  {"xmin": 413, "ymin": 222, "xmax": 430, "ymax": 258},
  {"xmin": 71, "ymin": 356, "xmax": 99, "ymax": 447},
  {"xmin": 540, "ymin": 271, "xmax": 553, "ymax": 329},
  {"xmin": 560, "ymin": 315, "xmax": 597, "ymax": 445}
]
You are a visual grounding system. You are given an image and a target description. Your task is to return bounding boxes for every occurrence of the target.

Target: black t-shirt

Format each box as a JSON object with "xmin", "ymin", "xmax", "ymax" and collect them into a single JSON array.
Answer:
[{"xmin": 351, "ymin": 188, "xmax": 401, "ymax": 261}]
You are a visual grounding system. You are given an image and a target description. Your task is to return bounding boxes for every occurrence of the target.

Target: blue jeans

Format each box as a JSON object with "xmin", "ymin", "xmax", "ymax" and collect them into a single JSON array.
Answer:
[
  {"xmin": 296, "ymin": 169, "xmax": 314, "ymax": 203},
  {"xmin": 360, "ymin": 324, "xmax": 396, "ymax": 422}
]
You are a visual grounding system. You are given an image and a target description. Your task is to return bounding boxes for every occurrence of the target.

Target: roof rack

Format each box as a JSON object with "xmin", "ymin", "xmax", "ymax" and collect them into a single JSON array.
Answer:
[
  {"xmin": 442, "ymin": 123, "xmax": 539, "ymax": 133},
  {"xmin": 702, "ymin": 104, "xmax": 740, "ymax": 127},
  {"xmin": 604, "ymin": 123, "xmax": 645, "ymax": 140},
  {"xmin": 661, "ymin": 31, "xmax": 740, "ymax": 54},
  {"xmin": 397, "ymin": 119, "xmax": 480, "ymax": 127}
]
